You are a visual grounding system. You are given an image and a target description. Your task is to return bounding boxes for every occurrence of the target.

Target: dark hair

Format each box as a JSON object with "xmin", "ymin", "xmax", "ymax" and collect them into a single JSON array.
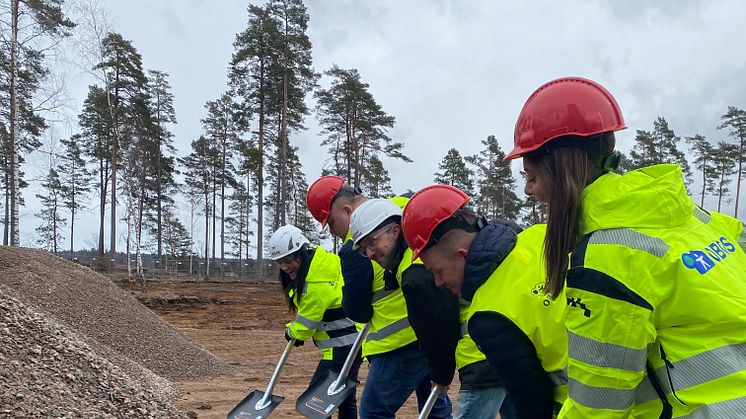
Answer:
[
  {"xmin": 278, "ymin": 245, "xmax": 312, "ymax": 312},
  {"xmin": 331, "ymin": 184, "xmax": 363, "ymax": 205},
  {"xmin": 526, "ymin": 132, "xmax": 615, "ymax": 299}
]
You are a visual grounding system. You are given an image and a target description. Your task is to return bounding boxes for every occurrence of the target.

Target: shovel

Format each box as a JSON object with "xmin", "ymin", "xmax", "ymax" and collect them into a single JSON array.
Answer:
[
  {"xmin": 295, "ymin": 323, "xmax": 370, "ymax": 418},
  {"xmin": 227, "ymin": 339, "xmax": 295, "ymax": 419},
  {"xmin": 418, "ymin": 384, "xmax": 446, "ymax": 419}
]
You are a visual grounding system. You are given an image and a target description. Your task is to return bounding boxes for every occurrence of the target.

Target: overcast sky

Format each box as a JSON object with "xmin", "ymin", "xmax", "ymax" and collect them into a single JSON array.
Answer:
[{"xmin": 18, "ymin": 0, "xmax": 746, "ymax": 251}]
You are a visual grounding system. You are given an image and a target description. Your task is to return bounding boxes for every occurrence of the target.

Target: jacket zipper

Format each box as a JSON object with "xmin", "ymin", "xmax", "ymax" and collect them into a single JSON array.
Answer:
[{"xmin": 659, "ymin": 344, "xmax": 687, "ymax": 406}]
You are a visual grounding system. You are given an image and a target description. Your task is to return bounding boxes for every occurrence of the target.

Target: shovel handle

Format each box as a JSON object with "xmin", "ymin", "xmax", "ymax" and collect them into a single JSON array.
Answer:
[
  {"xmin": 417, "ymin": 384, "xmax": 445, "ymax": 419},
  {"xmin": 329, "ymin": 323, "xmax": 370, "ymax": 393},
  {"xmin": 257, "ymin": 339, "xmax": 295, "ymax": 409}
]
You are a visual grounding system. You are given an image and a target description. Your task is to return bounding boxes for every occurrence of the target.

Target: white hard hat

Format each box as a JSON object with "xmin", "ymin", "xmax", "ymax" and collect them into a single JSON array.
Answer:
[
  {"xmin": 268, "ymin": 225, "xmax": 310, "ymax": 260},
  {"xmin": 350, "ymin": 199, "xmax": 402, "ymax": 246}
]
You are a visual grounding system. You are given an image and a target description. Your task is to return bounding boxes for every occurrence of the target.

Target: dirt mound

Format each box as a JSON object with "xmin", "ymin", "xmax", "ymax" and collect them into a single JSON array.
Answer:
[
  {"xmin": 0, "ymin": 246, "xmax": 231, "ymax": 381},
  {"xmin": 0, "ymin": 290, "xmax": 184, "ymax": 418}
]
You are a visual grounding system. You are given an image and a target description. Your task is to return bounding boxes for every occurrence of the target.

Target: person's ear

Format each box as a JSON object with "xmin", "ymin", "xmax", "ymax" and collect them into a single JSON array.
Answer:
[
  {"xmin": 343, "ymin": 204, "xmax": 353, "ymax": 216},
  {"xmin": 457, "ymin": 247, "xmax": 469, "ymax": 260}
]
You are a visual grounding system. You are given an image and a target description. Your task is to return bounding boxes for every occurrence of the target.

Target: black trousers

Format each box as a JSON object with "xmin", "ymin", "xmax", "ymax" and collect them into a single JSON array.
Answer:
[{"xmin": 308, "ymin": 345, "xmax": 363, "ymax": 419}]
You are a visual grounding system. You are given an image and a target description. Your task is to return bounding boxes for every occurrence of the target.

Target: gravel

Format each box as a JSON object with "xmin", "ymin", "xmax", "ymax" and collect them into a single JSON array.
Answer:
[
  {"xmin": 0, "ymin": 246, "xmax": 231, "ymax": 381},
  {"xmin": 0, "ymin": 289, "xmax": 185, "ymax": 418}
]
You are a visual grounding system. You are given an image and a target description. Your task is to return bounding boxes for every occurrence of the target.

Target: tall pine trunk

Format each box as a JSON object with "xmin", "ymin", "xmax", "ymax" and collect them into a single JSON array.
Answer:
[
  {"xmin": 108, "ymin": 73, "xmax": 121, "ymax": 259},
  {"xmin": 204, "ymin": 192, "xmax": 210, "ymax": 279},
  {"xmin": 9, "ymin": 0, "xmax": 20, "ymax": 246},
  {"xmin": 98, "ymin": 159, "xmax": 107, "ymax": 256},
  {"xmin": 156, "ymin": 140, "xmax": 163, "ymax": 265},
  {"xmin": 256, "ymin": 61, "xmax": 265, "ymax": 282}
]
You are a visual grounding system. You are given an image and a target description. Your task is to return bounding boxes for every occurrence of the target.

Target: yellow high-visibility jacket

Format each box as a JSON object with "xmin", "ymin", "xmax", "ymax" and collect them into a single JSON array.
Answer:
[
  {"xmin": 558, "ymin": 164, "xmax": 746, "ymax": 418},
  {"xmin": 286, "ymin": 246, "xmax": 357, "ymax": 360}
]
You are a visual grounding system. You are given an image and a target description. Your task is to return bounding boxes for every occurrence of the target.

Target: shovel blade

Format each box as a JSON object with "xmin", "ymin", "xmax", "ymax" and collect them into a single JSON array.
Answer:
[
  {"xmin": 227, "ymin": 390, "xmax": 284, "ymax": 419},
  {"xmin": 295, "ymin": 370, "xmax": 358, "ymax": 418}
]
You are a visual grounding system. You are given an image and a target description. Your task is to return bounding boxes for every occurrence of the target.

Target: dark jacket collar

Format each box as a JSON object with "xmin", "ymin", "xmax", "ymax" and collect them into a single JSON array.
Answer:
[
  {"xmin": 383, "ymin": 233, "xmax": 408, "ymax": 290},
  {"xmin": 462, "ymin": 224, "xmax": 517, "ymax": 302}
]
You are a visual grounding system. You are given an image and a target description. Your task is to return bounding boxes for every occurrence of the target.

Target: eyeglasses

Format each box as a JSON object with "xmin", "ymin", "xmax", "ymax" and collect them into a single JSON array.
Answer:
[{"xmin": 357, "ymin": 224, "xmax": 395, "ymax": 256}]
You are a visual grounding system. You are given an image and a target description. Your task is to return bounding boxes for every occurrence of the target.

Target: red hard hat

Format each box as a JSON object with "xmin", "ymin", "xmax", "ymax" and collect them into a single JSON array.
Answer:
[
  {"xmin": 306, "ymin": 176, "xmax": 344, "ymax": 226},
  {"xmin": 402, "ymin": 184, "xmax": 470, "ymax": 261},
  {"xmin": 506, "ymin": 77, "xmax": 626, "ymax": 160}
]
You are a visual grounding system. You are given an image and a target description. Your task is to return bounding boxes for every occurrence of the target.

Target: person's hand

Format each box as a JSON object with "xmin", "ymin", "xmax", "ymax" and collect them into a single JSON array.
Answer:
[
  {"xmin": 285, "ymin": 330, "xmax": 304, "ymax": 347},
  {"xmin": 431, "ymin": 382, "xmax": 449, "ymax": 393},
  {"xmin": 339, "ymin": 241, "xmax": 373, "ymax": 284}
]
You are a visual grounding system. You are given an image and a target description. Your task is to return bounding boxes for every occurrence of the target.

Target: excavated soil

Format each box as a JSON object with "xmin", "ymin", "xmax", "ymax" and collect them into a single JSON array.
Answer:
[{"xmin": 131, "ymin": 282, "xmax": 426, "ymax": 418}]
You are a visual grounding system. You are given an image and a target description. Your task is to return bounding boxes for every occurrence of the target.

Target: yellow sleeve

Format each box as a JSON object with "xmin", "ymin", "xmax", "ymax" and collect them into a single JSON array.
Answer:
[
  {"xmin": 286, "ymin": 281, "xmax": 335, "ymax": 341},
  {"xmin": 558, "ymin": 266, "xmax": 656, "ymax": 419}
]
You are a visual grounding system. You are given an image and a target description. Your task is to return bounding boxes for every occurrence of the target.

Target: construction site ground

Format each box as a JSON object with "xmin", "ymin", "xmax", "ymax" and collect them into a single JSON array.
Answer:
[{"xmin": 124, "ymin": 279, "xmax": 424, "ymax": 418}]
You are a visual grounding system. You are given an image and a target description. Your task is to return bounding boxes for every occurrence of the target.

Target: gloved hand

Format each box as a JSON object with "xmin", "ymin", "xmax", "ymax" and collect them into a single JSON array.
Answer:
[
  {"xmin": 339, "ymin": 240, "xmax": 373, "ymax": 282},
  {"xmin": 285, "ymin": 330, "xmax": 304, "ymax": 347}
]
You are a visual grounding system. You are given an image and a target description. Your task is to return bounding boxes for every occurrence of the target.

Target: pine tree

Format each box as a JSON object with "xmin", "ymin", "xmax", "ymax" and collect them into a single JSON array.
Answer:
[
  {"xmin": 58, "ymin": 135, "xmax": 92, "ymax": 258},
  {"xmin": 77, "ymin": 85, "xmax": 112, "ymax": 255},
  {"xmin": 315, "ymin": 65, "xmax": 409, "ymax": 190},
  {"xmin": 94, "ymin": 31, "xmax": 148, "ymax": 258},
  {"xmin": 226, "ymin": 181, "xmax": 253, "ymax": 277},
  {"xmin": 685, "ymin": 134, "xmax": 716, "ymax": 208},
  {"xmin": 364, "ymin": 155, "xmax": 393, "ymax": 198},
  {"xmin": 434, "ymin": 148, "xmax": 475, "ymax": 196},
  {"xmin": 718, "ymin": 106, "xmax": 746, "ymax": 218},
  {"xmin": 35, "ymin": 167, "xmax": 66, "ymax": 252},
  {"xmin": 3, "ymin": 0, "xmax": 74, "ymax": 246},
  {"xmin": 467, "ymin": 136, "xmax": 522, "ymax": 222},
  {"xmin": 629, "ymin": 117, "xmax": 692, "ymax": 184},
  {"xmin": 145, "ymin": 69, "xmax": 177, "ymax": 262},
  {"xmin": 179, "ymin": 136, "xmax": 216, "ymax": 279},
  {"xmin": 230, "ymin": 3, "xmax": 282, "ymax": 280},
  {"xmin": 202, "ymin": 94, "xmax": 244, "ymax": 275},
  {"xmin": 710, "ymin": 141, "xmax": 739, "ymax": 212},
  {"xmin": 267, "ymin": 0, "xmax": 319, "ymax": 228}
]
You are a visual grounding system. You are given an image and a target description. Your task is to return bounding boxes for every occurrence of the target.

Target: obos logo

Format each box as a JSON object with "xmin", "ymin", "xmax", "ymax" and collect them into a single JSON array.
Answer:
[{"xmin": 681, "ymin": 236, "xmax": 737, "ymax": 274}]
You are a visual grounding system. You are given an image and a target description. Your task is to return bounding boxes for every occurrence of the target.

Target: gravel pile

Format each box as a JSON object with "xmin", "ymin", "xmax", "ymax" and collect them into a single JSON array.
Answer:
[
  {"xmin": 0, "ymin": 246, "xmax": 231, "ymax": 381},
  {"xmin": 0, "ymin": 289, "xmax": 185, "ymax": 418}
]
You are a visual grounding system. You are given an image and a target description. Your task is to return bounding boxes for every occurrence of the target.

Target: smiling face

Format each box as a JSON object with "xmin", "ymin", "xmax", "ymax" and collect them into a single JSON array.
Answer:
[
  {"xmin": 276, "ymin": 254, "xmax": 301, "ymax": 280},
  {"xmin": 419, "ymin": 237, "xmax": 469, "ymax": 296},
  {"xmin": 523, "ymin": 156, "xmax": 551, "ymax": 203},
  {"xmin": 359, "ymin": 223, "xmax": 400, "ymax": 267}
]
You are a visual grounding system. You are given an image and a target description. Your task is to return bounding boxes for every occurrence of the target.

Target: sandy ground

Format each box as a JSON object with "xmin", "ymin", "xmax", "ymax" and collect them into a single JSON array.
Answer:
[{"xmin": 128, "ymin": 281, "xmax": 425, "ymax": 418}]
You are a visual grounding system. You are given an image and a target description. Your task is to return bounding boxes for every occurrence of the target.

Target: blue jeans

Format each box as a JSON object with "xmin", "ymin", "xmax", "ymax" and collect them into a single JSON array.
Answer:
[
  {"xmin": 455, "ymin": 387, "xmax": 505, "ymax": 419},
  {"xmin": 360, "ymin": 344, "xmax": 453, "ymax": 418}
]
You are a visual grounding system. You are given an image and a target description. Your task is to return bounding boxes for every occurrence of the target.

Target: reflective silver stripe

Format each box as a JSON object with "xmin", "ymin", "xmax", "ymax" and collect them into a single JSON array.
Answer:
[
  {"xmin": 694, "ymin": 207, "xmax": 711, "ymax": 224},
  {"xmin": 315, "ymin": 333, "xmax": 358, "ymax": 349},
  {"xmin": 569, "ymin": 332, "xmax": 647, "ymax": 372},
  {"xmin": 549, "ymin": 368, "xmax": 568, "ymax": 387},
  {"xmin": 323, "ymin": 318, "xmax": 356, "ymax": 331},
  {"xmin": 366, "ymin": 317, "xmax": 411, "ymax": 342},
  {"xmin": 661, "ymin": 342, "xmax": 746, "ymax": 394},
  {"xmin": 636, "ymin": 342, "xmax": 746, "ymax": 404},
  {"xmin": 293, "ymin": 314, "xmax": 320, "ymax": 329},
  {"xmin": 371, "ymin": 289, "xmax": 395, "ymax": 304},
  {"xmin": 569, "ymin": 377, "xmax": 635, "ymax": 410},
  {"xmin": 589, "ymin": 228, "xmax": 670, "ymax": 258},
  {"xmin": 682, "ymin": 396, "xmax": 746, "ymax": 418},
  {"xmin": 459, "ymin": 322, "xmax": 468, "ymax": 338}
]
